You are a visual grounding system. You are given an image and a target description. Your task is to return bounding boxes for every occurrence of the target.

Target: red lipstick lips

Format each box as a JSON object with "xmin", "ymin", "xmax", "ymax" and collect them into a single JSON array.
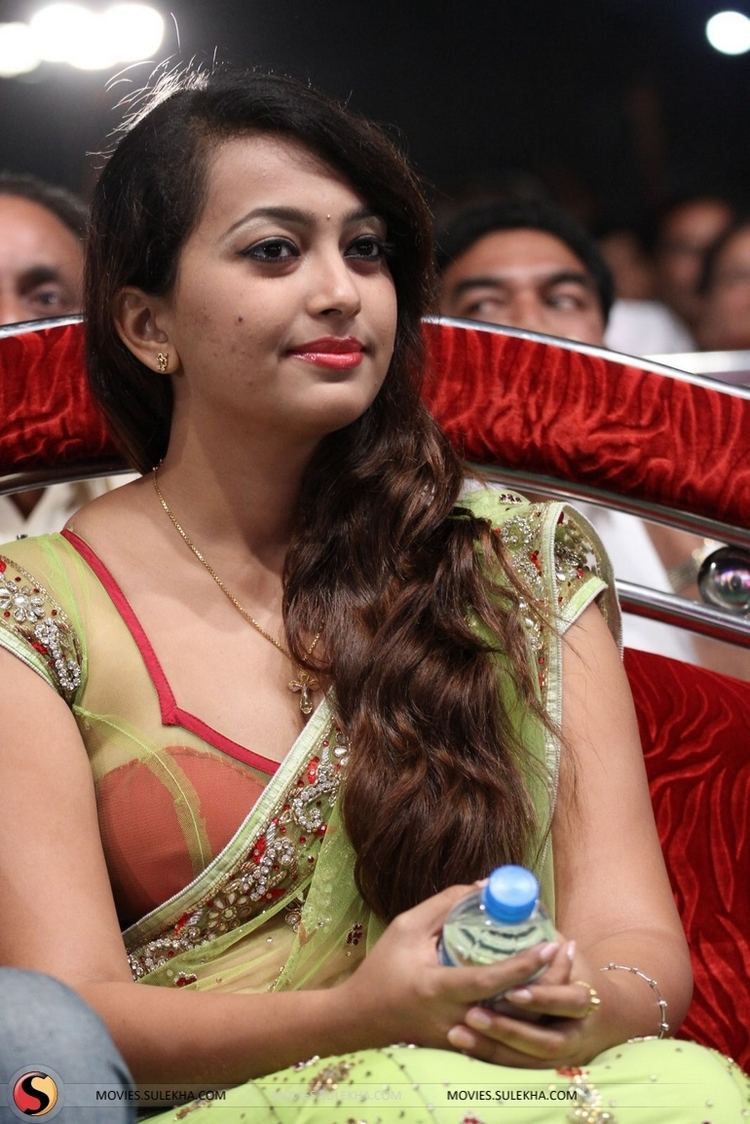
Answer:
[{"xmin": 289, "ymin": 336, "xmax": 365, "ymax": 370}]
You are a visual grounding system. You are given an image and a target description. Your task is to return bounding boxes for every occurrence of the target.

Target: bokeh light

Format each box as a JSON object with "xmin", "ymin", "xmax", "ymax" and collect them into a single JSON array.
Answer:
[
  {"xmin": 101, "ymin": 4, "xmax": 165, "ymax": 63},
  {"xmin": 0, "ymin": 2, "xmax": 165, "ymax": 74},
  {"xmin": 0, "ymin": 23, "xmax": 40, "ymax": 76},
  {"xmin": 706, "ymin": 10, "xmax": 750, "ymax": 55}
]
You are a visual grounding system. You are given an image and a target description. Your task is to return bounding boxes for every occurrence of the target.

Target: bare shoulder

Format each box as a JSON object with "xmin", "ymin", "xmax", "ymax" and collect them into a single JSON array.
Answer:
[{"xmin": 65, "ymin": 474, "xmax": 163, "ymax": 571}]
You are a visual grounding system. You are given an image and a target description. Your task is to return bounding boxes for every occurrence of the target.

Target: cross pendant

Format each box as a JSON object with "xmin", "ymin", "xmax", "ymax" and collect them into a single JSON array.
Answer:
[{"xmin": 288, "ymin": 669, "xmax": 319, "ymax": 717}]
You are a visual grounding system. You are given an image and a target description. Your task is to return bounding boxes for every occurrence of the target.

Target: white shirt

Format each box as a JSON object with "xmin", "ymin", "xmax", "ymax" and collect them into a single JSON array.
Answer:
[
  {"xmin": 0, "ymin": 476, "xmax": 136, "ymax": 543},
  {"xmin": 576, "ymin": 503, "xmax": 697, "ymax": 663},
  {"xmin": 605, "ymin": 299, "xmax": 694, "ymax": 357}
]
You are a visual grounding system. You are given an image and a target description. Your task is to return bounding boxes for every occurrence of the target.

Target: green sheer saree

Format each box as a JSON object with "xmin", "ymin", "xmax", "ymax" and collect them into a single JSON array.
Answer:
[{"xmin": 0, "ymin": 487, "xmax": 746, "ymax": 1121}]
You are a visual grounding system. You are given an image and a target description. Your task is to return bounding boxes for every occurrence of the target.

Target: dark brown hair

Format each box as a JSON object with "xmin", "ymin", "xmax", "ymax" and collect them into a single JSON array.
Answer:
[{"xmin": 86, "ymin": 66, "xmax": 548, "ymax": 920}]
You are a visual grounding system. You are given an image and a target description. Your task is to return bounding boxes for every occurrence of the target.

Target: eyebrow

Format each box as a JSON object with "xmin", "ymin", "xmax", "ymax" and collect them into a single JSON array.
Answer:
[
  {"xmin": 225, "ymin": 205, "xmax": 382, "ymax": 238},
  {"xmin": 452, "ymin": 270, "xmax": 594, "ymax": 298},
  {"xmin": 19, "ymin": 266, "xmax": 66, "ymax": 290}
]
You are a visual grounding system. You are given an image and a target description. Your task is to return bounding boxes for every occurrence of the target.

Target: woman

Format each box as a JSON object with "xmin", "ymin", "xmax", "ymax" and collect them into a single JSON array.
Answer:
[{"xmin": 0, "ymin": 68, "xmax": 745, "ymax": 1121}]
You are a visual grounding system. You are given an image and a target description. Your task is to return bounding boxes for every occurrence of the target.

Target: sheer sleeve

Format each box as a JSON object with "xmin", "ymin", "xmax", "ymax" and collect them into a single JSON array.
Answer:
[
  {"xmin": 0, "ymin": 540, "xmax": 83, "ymax": 703},
  {"xmin": 459, "ymin": 485, "xmax": 622, "ymax": 656}
]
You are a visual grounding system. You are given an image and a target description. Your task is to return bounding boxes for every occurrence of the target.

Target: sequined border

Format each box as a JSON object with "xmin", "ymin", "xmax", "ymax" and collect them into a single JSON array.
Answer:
[
  {"xmin": 0, "ymin": 554, "xmax": 82, "ymax": 700},
  {"xmin": 127, "ymin": 726, "xmax": 350, "ymax": 981}
]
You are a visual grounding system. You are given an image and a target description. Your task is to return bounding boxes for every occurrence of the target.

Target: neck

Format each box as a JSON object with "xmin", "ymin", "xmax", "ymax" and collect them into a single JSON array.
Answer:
[{"xmin": 156, "ymin": 424, "xmax": 318, "ymax": 571}]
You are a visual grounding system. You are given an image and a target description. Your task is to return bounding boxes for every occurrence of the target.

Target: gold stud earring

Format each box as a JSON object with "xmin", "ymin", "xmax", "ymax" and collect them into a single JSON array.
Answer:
[{"xmin": 156, "ymin": 352, "xmax": 168, "ymax": 374}]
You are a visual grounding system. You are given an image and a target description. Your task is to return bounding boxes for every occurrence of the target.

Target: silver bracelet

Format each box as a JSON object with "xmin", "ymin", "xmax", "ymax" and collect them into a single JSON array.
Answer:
[{"xmin": 599, "ymin": 962, "xmax": 670, "ymax": 1038}]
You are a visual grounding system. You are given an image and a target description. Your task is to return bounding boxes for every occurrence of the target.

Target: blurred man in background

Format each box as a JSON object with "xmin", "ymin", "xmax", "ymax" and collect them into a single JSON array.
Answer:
[
  {"xmin": 436, "ymin": 196, "xmax": 692, "ymax": 356},
  {"xmin": 650, "ymin": 193, "xmax": 735, "ymax": 337},
  {"xmin": 436, "ymin": 198, "xmax": 743, "ymax": 675},
  {"xmin": 695, "ymin": 218, "xmax": 750, "ymax": 352},
  {"xmin": 437, "ymin": 198, "xmax": 611, "ymax": 344},
  {"xmin": 0, "ymin": 173, "xmax": 132, "ymax": 539},
  {"xmin": 0, "ymin": 172, "xmax": 86, "ymax": 326}
]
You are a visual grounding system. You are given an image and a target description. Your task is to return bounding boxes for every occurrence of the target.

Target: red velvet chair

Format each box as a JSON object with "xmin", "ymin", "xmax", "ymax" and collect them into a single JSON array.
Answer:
[
  {"xmin": 420, "ymin": 318, "xmax": 750, "ymax": 1068},
  {"xmin": 1, "ymin": 316, "xmax": 749, "ymax": 1069}
]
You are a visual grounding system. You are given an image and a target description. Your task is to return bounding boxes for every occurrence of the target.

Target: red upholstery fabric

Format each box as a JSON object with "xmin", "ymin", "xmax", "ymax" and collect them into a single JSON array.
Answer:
[
  {"xmin": 0, "ymin": 321, "xmax": 117, "ymax": 472},
  {"xmin": 422, "ymin": 320, "xmax": 750, "ymax": 528},
  {"xmin": 625, "ymin": 648, "xmax": 750, "ymax": 1068},
  {"xmin": 3, "ymin": 319, "xmax": 750, "ymax": 529}
]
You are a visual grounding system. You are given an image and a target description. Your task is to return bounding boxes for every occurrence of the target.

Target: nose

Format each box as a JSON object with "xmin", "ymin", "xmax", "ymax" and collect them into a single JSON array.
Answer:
[
  {"xmin": 500, "ymin": 292, "xmax": 550, "ymax": 336},
  {"xmin": 307, "ymin": 249, "xmax": 362, "ymax": 320}
]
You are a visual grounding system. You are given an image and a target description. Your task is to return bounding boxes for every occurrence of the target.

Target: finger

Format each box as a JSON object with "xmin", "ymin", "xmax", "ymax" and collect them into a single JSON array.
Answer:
[
  {"xmin": 447, "ymin": 1012, "xmax": 582, "ymax": 1065},
  {"xmin": 533, "ymin": 939, "xmax": 574, "ymax": 986},
  {"xmin": 502, "ymin": 979, "xmax": 599, "ymax": 1020},
  {"xmin": 438, "ymin": 941, "xmax": 560, "ymax": 1002}
]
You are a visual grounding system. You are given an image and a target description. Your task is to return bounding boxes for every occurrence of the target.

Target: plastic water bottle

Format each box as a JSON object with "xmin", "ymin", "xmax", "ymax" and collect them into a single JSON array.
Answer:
[{"xmin": 438, "ymin": 864, "xmax": 556, "ymax": 1018}]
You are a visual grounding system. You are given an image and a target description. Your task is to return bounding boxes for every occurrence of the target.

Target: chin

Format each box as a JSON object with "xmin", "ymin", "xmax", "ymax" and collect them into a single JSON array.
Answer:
[{"xmin": 307, "ymin": 383, "xmax": 384, "ymax": 434}]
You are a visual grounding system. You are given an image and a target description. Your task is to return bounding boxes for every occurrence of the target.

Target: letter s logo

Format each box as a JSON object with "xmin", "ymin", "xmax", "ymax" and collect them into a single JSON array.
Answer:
[{"xmin": 11, "ymin": 1071, "xmax": 59, "ymax": 1117}]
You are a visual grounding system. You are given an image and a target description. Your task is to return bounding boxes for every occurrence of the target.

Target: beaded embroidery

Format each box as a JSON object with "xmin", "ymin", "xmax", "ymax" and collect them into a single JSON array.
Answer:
[
  {"xmin": 307, "ymin": 1060, "xmax": 354, "ymax": 1095},
  {"xmin": 499, "ymin": 508, "xmax": 603, "ymax": 689},
  {"xmin": 558, "ymin": 1066, "xmax": 615, "ymax": 1123},
  {"xmin": 0, "ymin": 555, "xmax": 81, "ymax": 701},
  {"xmin": 127, "ymin": 725, "xmax": 350, "ymax": 981}
]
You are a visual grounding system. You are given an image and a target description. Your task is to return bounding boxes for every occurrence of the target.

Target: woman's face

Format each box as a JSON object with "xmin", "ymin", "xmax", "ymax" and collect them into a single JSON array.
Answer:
[{"xmin": 161, "ymin": 134, "xmax": 398, "ymax": 446}]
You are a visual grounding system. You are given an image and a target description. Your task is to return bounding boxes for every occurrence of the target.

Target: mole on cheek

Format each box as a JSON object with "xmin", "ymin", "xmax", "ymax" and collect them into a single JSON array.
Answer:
[{"xmin": 237, "ymin": 315, "xmax": 244, "ymax": 323}]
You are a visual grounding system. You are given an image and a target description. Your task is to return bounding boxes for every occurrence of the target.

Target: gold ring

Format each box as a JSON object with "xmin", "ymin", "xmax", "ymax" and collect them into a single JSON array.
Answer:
[{"xmin": 573, "ymin": 979, "xmax": 602, "ymax": 1017}]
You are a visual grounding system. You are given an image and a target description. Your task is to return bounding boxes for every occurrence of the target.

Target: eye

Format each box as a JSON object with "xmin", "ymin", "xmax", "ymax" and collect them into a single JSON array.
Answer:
[
  {"xmin": 31, "ymin": 287, "xmax": 67, "ymax": 309},
  {"xmin": 241, "ymin": 238, "xmax": 299, "ymax": 262},
  {"xmin": 463, "ymin": 297, "xmax": 505, "ymax": 318},
  {"xmin": 346, "ymin": 236, "xmax": 392, "ymax": 261},
  {"xmin": 547, "ymin": 290, "xmax": 586, "ymax": 311}
]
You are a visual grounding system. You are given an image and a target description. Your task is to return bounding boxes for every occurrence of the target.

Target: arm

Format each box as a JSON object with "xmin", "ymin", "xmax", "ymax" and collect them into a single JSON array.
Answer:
[
  {"xmin": 444, "ymin": 602, "xmax": 692, "ymax": 1065},
  {"xmin": 0, "ymin": 650, "xmax": 567, "ymax": 1082},
  {"xmin": 0, "ymin": 651, "xmax": 355, "ymax": 1083},
  {"xmin": 551, "ymin": 601, "xmax": 691, "ymax": 1042}
]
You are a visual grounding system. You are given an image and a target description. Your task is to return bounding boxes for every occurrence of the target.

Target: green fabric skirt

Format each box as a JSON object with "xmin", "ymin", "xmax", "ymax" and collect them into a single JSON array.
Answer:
[{"xmin": 149, "ymin": 1038, "xmax": 749, "ymax": 1123}]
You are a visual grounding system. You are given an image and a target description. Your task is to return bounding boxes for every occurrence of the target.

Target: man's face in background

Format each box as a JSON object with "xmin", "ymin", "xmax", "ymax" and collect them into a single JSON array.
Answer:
[
  {"xmin": 439, "ymin": 228, "xmax": 605, "ymax": 345},
  {"xmin": 0, "ymin": 194, "xmax": 83, "ymax": 327}
]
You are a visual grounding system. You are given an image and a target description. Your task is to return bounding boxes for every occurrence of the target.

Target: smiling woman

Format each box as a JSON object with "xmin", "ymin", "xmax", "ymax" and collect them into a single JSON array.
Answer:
[
  {"xmin": 0, "ymin": 66, "xmax": 746, "ymax": 1123},
  {"xmin": 117, "ymin": 134, "xmax": 398, "ymax": 449}
]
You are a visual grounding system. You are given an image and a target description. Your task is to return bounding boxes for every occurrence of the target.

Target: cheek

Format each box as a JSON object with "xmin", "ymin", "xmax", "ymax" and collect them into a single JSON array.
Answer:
[
  {"xmin": 574, "ymin": 311, "xmax": 605, "ymax": 346},
  {"xmin": 380, "ymin": 285, "xmax": 399, "ymax": 346}
]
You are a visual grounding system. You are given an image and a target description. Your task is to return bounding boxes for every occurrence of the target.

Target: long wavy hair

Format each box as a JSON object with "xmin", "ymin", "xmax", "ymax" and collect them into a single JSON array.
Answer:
[{"xmin": 86, "ymin": 66, "xmax": 550, "ymax": 920}]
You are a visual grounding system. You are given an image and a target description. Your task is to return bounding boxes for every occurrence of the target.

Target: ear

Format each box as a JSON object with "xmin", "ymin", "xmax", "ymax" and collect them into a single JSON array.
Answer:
[{"xmin": 112, "ymin": 287, "xmax": 180, "ymax": 374}]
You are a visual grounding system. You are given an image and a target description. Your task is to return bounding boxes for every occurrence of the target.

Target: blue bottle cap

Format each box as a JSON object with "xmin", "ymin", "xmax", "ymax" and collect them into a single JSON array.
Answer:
[{"xmin": 482, "ymin": 865, "xmax": 539, "ymax": 923}]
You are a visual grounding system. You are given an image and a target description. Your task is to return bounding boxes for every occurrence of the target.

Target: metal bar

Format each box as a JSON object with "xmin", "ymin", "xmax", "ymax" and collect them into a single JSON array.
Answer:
[
  {"xmin": 616, "ymin": 579, "xmax": 750, "ymax": 646},
  {"xmin": 471, "ymin": 464, "xmax": 750, "ymax": 550},
  {"xmin": 426, "ymin": 315, "xmax": 750, "ymax": 400},
  {"xmin": 0, "ymin": 313, "xmax": 82, "ymax": 339},
  {"xmin": 0, "ymin": 463, "xmax": 131, "ymax": 496}
]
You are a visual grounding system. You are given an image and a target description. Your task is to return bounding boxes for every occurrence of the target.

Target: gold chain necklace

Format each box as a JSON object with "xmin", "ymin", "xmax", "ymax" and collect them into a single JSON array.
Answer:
[{"xmin": 152, "ymin": 468, "xmax": 320, "ymax": 717}]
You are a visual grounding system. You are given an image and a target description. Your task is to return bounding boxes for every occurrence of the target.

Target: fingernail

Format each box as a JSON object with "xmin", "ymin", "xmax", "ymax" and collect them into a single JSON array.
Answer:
[
  {"xmin": 567, "ymin": 939, "xmax": 577, "ymax": 962},
  {"xmin": 447, "ymin": 1026, "xmax": 476, "ymax": 1049},
  {"xmin": 538, "ymin": 941, "xmax": 560, "ymax": 963},
  {"xmin": 474, "ymin": 877, "xmax": 489, "ymax": 887},
  {"xmin": 505, "ymin": 987, "xmax": 533, "ymax": 1003},
  {"xmin": 465, "ymin": 1006, "xmax": 492, "ymax": 1028}
]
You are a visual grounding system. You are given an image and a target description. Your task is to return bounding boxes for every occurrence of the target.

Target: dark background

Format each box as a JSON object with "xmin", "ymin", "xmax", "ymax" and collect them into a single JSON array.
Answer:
[{"xmin": 2, "ymin": 0, "xmax": 750, "ymax": 227}]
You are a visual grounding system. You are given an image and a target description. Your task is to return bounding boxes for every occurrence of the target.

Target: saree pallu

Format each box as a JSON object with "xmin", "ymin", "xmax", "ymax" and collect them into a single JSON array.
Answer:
[{"xmin": 0, "ymin": 488, "xmax": 747, "ymax": 1121}]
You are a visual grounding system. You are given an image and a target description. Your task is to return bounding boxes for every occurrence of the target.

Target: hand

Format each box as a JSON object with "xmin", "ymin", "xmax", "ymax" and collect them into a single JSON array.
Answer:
[
  {"xmin": 338, "ymin": 884, "xmax": 563, "ymax": 1054},
  {"xmin": 446, "ymin": 939, "xmax": 606, "ymax": 1067}
]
